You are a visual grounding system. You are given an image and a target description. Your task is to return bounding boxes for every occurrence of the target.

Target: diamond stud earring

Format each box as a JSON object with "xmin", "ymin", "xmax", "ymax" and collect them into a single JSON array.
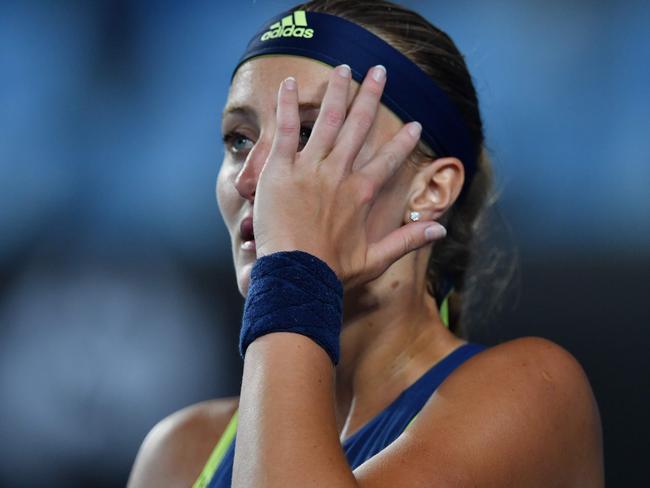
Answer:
[{"xmin": 409, "ymin": 211, "xmax": 421, "ymax": 222}]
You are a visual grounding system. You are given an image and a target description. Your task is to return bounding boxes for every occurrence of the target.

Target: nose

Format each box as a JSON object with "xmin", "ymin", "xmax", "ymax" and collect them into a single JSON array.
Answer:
[{"xmin": 234, "ymin": 139, "xmax": 270, "ymax": 202}]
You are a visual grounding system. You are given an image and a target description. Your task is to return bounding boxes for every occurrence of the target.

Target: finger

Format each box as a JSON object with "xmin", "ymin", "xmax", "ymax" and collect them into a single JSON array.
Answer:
[
  {"xmin": 366, "ymin": 221, "xmax": 447, "ymax": 277},
  {"xmin": 330, "ymin": 65, "xmax": 387, "ymax": 171},
  {"xmin": 268, "ymin": 77, "xmax": 300, "ymax": 165},
  {"xmin": 302, "ymin": 64, "xmax": 351, "ymax": 161},
  {"xmin": 359, "ymin": 121, "xmax": 421, "ymax": 188}
]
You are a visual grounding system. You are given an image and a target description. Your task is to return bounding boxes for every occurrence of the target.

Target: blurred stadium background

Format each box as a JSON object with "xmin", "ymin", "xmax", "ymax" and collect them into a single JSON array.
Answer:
[{"xmin": 0, "ymin": 0, "xmax": 648, "ymax": 486}]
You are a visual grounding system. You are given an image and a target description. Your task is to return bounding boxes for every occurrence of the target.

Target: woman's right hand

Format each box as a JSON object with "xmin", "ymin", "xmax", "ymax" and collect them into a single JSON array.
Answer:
[{"xmin": 251, "ymin": 64, "xmax": 446, "ymax": 288}]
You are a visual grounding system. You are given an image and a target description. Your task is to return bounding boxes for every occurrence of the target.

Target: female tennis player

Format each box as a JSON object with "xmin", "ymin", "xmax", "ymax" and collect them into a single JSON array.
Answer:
[{"xmin": 128, "ymin": 1, "xmax": 604, "ymax": 486}]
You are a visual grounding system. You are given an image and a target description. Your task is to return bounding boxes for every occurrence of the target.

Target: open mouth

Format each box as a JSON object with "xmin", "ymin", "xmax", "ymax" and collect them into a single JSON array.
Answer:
[{"xmin": 240, "ymin": 216, "xmax": 255, "ymax": 251}]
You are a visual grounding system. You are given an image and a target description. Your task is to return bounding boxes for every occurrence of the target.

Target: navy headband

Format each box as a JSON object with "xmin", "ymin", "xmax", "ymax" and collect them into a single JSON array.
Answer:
[{"xmin": 233, "ymin": 9, "xmax": 478, "ymax": 190}]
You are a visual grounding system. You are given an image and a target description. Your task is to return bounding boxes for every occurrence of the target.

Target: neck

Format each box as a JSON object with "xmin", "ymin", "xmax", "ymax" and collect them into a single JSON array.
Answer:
[{"xmin": 334, "ymin": 249, "xmax": 465, "ymax": 440}]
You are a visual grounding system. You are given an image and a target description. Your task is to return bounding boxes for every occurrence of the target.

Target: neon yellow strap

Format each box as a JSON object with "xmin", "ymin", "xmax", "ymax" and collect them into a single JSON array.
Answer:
[
  {"xmin": 193, "ymin": 409, "xmax": 239, "ymax": 488},
  {"xmin": 193, "ymin": 407, "xmax": 422, "ymax": 486},
  {"xmin": 440, "ymin": 288, "xmax": 452, "ymax": 329},
  {"xmin": 406, "ymin": 413, "xmax": 419, "ymax": 431},
  {"xmin": 191, "ymin": 285, "xmax": 449, "ymax": 487}
]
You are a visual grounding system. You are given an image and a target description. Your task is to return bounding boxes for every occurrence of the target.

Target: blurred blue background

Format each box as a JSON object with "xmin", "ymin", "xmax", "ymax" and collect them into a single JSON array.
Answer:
[{"xmin": 0, "ymin": 0, "xmax": 648, "ymax": 486}]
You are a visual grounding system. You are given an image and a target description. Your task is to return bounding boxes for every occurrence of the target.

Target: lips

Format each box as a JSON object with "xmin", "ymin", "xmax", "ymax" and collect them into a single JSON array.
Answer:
[{"xmin": 240, "ymin": 216, "xmax": 255, "ymax": 243}]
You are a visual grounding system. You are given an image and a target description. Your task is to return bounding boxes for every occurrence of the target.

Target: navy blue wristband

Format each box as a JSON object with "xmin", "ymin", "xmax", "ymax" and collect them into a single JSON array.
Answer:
[{"xmin": 239, "ymin": 251, "xmax": 343, "ymax": 365}]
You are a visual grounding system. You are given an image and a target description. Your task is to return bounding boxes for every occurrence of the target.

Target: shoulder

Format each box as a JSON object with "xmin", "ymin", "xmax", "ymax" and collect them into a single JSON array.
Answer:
[
  {"xmin": 127, "ymin": 396, "xmax": 240, "ymax": 488},
  {"xmin": 456, "ymin": 336, "xmax": 595, "ymax": 399},
  {"xmin": 448, "ymin": 337, "xmax": 602, "ymax": 425},
  {"xmin": 354, "ymin": 337, "xmax": 604, "ymax": 486},
  {"xmin": 431, "ymin": 337, "xmax": 604, "ymax": 485}
]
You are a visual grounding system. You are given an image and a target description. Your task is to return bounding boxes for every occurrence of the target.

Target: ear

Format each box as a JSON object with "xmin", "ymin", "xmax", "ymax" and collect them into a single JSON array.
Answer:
[{"xmin": 406, "ymin": 157, "xmax": 465, "ymax": 222}]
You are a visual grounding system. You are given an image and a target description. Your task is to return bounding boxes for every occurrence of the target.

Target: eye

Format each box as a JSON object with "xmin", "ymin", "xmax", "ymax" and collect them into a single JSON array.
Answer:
[
  {"xmin": 223, "ymin": 124, "xmax": 312, "ymax": 157},
  {"xmin": 298, "ymin": 124, "xmax": 313, "ymax": 151},
  {"xmin": 223, "ymin": 131, "xmax": 254, "ymax": 157}
]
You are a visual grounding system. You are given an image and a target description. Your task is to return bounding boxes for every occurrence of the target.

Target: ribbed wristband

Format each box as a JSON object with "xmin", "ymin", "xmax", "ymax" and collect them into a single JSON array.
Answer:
[{"xmin": 239, "ymin": 250, "xmax": 343, "ymax": 365}]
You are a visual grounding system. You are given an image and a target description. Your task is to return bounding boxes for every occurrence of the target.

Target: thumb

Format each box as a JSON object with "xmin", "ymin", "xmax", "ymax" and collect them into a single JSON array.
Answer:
[{"xmin": 366, "ymin": 221, "xmax": 447, "ymax": 276}]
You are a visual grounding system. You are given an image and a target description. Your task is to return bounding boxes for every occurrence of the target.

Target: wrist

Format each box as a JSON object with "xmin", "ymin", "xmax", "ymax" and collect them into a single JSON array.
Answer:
[{"xmin": 240, "ymin": 250, "xmax": 343, "ymax": 365}]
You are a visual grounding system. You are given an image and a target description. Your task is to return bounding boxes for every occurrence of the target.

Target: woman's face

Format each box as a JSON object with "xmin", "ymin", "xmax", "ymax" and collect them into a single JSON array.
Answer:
[{"xmin": 217, "ymin": 56, "xmax": 417, "ymax": 296}]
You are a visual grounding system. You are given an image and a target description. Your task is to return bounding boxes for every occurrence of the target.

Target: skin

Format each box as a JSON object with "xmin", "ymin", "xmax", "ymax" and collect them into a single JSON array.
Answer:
[
  {"xmin": 218, "ymin": 57, "xmax": 466, "ymax": 439},
  {"xmin": 127, "ymin": 56, "xmax": 604, "ymax": 487}
]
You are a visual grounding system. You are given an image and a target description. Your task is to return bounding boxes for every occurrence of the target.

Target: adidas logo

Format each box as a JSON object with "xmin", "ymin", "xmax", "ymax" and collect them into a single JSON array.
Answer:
[{"xmin": 261, "ymin": 10, "xmax": 314, "ymax": 41}]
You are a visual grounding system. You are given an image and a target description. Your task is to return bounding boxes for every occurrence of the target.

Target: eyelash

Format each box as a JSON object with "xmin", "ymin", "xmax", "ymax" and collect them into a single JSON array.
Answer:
[
  {"xmin": 222, "ymin": 132, "xmax": 254, "ymax": 157},
  {"xmin": 222, "ymin": 124, "xmax": 314, "ymax": 158}
]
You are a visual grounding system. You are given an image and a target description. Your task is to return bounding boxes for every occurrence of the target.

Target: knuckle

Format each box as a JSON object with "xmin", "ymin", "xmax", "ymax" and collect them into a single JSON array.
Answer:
[
  {"xmin": 366, "ymin": 83, "xmax": 383, "ymax": 97},
  {"xmin": 355, "ymin": 177, "xmax": 377, "ymax": 204},
  {"xmin": 323, "ymin": 108, "xmax": 345, "ymax": 128},
  {"xmin": 353, "ymin": 111, "xmax": 374, "ymax": 132},
  {"xmin": 382, "ymin": 151, "xmax": 400, "ymax": 169},
  {"xmin": 277, "ymin": 121, "xmax": 299, "ymax": 136},
  {"xmin": 400, "ymin": 234, "xmax": 412, "ymax": 253}
]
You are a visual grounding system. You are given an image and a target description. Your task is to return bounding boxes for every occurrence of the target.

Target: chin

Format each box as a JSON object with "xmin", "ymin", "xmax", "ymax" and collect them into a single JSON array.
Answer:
[{"xmin": 236, "ymin": 260, "xmax": 254, "ymax": 298}]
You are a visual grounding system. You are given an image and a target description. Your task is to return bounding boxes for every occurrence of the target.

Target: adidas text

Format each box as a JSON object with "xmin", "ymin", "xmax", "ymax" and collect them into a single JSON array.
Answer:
[{"xmin": 261, "ymin": 11, "xmax": 314, "ymax": 41}]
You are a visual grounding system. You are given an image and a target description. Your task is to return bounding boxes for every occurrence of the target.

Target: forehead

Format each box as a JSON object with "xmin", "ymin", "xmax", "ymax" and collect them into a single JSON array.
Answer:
[
  {"xmin": 226, "ymin": 56, "xmax": 333, "ymax": 110},
  {"xmin": 222, "ymin": 55, "xmax": 403, "ymax": 138}
]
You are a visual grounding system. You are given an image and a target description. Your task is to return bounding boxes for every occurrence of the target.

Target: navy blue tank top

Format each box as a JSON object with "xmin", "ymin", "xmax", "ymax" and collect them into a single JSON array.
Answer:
[{"xmin": 204, "ymin": 342, "xmax": 486, "ymax": 487}]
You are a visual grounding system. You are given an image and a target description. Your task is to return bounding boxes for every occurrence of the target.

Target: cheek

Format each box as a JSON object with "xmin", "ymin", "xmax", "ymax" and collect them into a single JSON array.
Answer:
[
  {"xmin": 351, "ymin": 107, "xmax": 403, "ymax": 170},
  {"xmin": 353, "ymin": 109, "xmax": 408, "ymax": 241},
  {"xmin": 216, "ymin": 163, "xmax": 254, "ymax": 298},
  {"xmin": 216, "ymin": 163, "xmax": 240, "ymax": 228},
  {"xmin": 365, "ymin": 171, "xmax": 410, "ymax": 243}
]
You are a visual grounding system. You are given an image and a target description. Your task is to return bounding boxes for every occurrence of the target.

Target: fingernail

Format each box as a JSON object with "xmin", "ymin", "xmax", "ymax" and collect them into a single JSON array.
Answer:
[
  {"xmin": 408, "ymin": 121, "xmax": 422, "ymax": 138},
  {"xmin": 424, "ymin": 223, "xmax": 447, "ymax": 240},
  {"xmin": 336, "ymin": 64, "xmax": 351, "ymax": 78},
  {"xmin": 284, "ymin": 77, "xmax": 296, "ymax": 90},
  {"xmin": 372, "ymin": 65, "xmax": 386, "ymax": 82}
]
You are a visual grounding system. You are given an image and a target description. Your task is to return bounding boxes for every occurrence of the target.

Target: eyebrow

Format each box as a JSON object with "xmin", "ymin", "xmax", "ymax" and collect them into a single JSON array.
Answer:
[{"xmin": 222, "ymin": 102, "xmax": 323, "ymax": 119}]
